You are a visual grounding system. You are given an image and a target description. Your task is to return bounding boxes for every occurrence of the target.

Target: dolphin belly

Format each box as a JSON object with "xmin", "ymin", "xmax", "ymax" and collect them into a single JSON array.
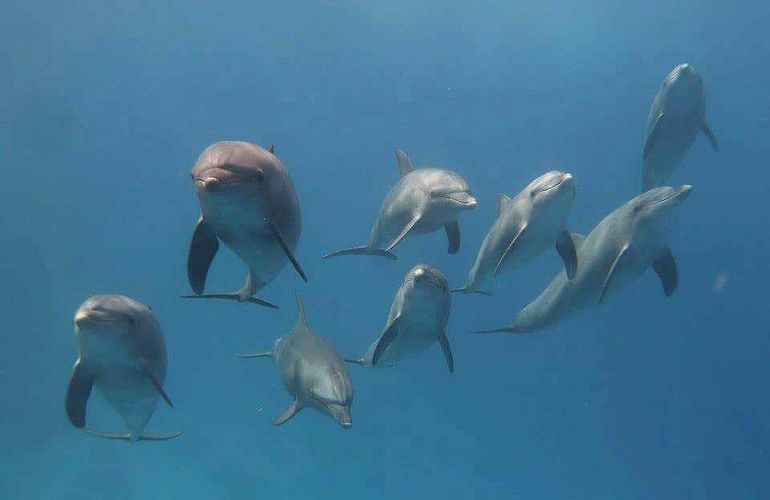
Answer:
[{"xmin": 93, "ymin": 367, "xmax": 160, "ymax": 440}]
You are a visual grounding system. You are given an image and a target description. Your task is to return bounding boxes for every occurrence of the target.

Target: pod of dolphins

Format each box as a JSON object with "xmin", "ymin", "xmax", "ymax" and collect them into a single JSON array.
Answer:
[{"xmin": 65, "ymin": 63, "xmax": 717, "ymax": 440}]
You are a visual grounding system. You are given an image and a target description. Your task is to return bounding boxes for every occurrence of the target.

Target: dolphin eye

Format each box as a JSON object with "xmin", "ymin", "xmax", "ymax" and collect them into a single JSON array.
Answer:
[{"xmin": 530, "ymin": 190, "xmax": 537, "ymax": 198}]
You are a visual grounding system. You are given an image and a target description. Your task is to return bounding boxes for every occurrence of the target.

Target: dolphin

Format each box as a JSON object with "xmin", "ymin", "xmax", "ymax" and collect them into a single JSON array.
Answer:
[
  {"xmin": 345, "ymin": 264, "xmax": 455, "ymax": 372},
  {"xmin": 236, "ymin": 294, "xmax": 354, "ymax": 428},
  {"xmin": 323, "ymin": 149, "xmax": 477, "ymax": 259},
  {"xmin": 476, "ymin": 185, "xmax": 692, "ymax": 333},
  {"xmin": 452, "ymin": 171, "xmax": 577, "ymax": 295},
  {"xmin": 642, "ymin": 63, "xmax": 718, "ymax": 190},
  {"xmin": 65, "ymin": 295, "xmax": 182, "ymax": 442},
  {"xmin": 183, "ymin": 141, "xmax": 306, "ymax": 308}
]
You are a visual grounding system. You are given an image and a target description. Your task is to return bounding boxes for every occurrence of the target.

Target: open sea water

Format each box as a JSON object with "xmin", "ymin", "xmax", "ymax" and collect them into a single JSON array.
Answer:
[{"xmin": 1, "ymin": 1, "xmax": 769, "ymax": 498}]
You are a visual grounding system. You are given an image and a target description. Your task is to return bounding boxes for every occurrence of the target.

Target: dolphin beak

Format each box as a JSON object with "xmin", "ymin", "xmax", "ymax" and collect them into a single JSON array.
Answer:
[
  {"xmin": 452, "ymin": 192, "xmax": 477, "ymax": 209},
  {"xmin": 202, "ymin": 177, "xmax": 220, "ymax": 192},
  {"xmin": 676, "ymin": 184, "xmax": 693, "ymax": 199},
  {"xmin": 329, "ymin": 405, "xmax": 352, "ymax": 428}
]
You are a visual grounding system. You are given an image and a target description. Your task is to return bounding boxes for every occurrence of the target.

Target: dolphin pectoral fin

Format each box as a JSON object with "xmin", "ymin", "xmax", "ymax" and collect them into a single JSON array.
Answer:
[
  {"xmin": 385, "ymin": 214, "xmax": 422, "ymax": 253},
  {"xmin": 643, "ymin": 112, "xmax": 664, "ymax": 160},
  {"xmin": 323, "ymin": 246, "xmax": 398, "ymax": 259},
  {"xmin": 571, "ymin": 232, "xmax": 587, "ymax": 250},
  {"xmin": 701, "ymin": 121, "xmax": 719, "ymax": 152},
  {"xmin": 180, "ymin": 293, "xmax": 279, "ymax": 309},
  {"xmin": 140, "ymin": 362, "xmax": 173, "ymax": 408},
  {"xmin": 66, "ymin": 359, "xmax": 93, "ymax": 428},
  {"xmin": 234, "ymin": 351, "xmax": 272, "ymax": 358},
  {"xmin": 555, "ymin": 229, "xmax": 578, "ymax": 280},
  {"xmin": 187, "ymin": 217, "xmax": 219, "ymax": 295},
  {"xmin": 652, "ymin": 247, "xmax": 678, "ymax": 296},
  {"xmin": 265, "ymin": 219, "xmax": 307, "ymax": 282},
  {"xmin": 343, "ymin": 358, "xmax": 364, "ymax": 365},
  {"xmin": 445, "ymin": 221, "xmax": 461, "ymax": 254},
  {"xmin": 85, "ymin": 429, "xmax": 184, "ymax": 441},
  {"xmin": 599, "ymin": 244, "xmax": 630, "ymax": 304},
  {"xmin": 372, "ymin": 316, "xmax": 402, "ymax": 366},
  {"xmin": 493, "ymin": 223, "xmax": 527, "ymax": 276},
  {"xmin": 437, "ymin": 332, "xmax": 454, "ymax": 373},
  {"xmin": 395, "ymin": 149, "xmax": 416, "ymax": 177},
  {"xmin": 449, "ymin": 287, "xmax": 493, "ymax": 296},
  {"xmin": 273, "ymin": 400, "xmax": 301, "ymax": 426}
]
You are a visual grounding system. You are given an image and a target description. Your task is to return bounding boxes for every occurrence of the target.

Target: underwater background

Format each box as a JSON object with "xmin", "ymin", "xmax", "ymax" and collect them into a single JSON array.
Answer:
[{"xmin": 2, "ymin": 1, "xmax": 769, "ymax": 498}]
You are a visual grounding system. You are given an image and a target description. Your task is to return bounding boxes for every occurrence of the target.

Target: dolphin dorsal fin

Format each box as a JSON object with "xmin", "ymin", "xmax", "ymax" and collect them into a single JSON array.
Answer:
[
  {"xmin": 496, "ymin": 194, "xmax": 513, "ymax": 215},
  {"xmin": 570, "ymin": 232, "xmax": 587, "ymax": 250},
  {"xmin": 295, "ymin": 293, "xmax": 308, "ymax": 328},
  {"xmin": 395, "ymin": 149, "xmax": 416, "ymax": 177}
]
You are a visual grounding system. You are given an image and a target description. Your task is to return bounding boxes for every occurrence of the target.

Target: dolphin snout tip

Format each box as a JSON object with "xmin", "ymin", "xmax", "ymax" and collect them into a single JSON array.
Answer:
[
  {"xmin": 678, "ymin": 184, "xmax": 693, "ymax": 196},
  {"xmin": 465, "ymin": 196, "xmax": 478, "ymax": 208},
  {"xmin": 202, "ymin": 177, "xmax": 220, "ymax": 191}
]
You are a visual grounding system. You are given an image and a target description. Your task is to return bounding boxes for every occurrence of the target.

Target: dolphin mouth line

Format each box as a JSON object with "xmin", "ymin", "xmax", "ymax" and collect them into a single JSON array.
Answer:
[
  {"xmin": 536, "ymin": 175, "xmax": 570, "ymax": 195},
  {"xmin": 649, "ymin": 188, "xmax": 688, "ymax": 206},
  {"xmin": 433, "ymin": 193, "xmax": 476, "ymax": 205}
]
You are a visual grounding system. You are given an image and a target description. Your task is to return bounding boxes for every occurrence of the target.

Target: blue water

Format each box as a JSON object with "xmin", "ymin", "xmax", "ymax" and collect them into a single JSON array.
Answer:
[{"xmin": 2, "ymin": 1, "xmax": 769, "ymax": 498}]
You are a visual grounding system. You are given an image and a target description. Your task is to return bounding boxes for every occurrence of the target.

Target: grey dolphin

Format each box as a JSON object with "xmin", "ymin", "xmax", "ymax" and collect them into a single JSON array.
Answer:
[
  {"xmin": 452, "ymin": 171, "xmax": 576, "ymax": 295},
  {"xmin": 323, "ymin": 149, "xmax": 477, "ymax": 259},
  {"xmin": 642, "ymin": 63, "xmax": 718, "ymax": 190},
  {"xmin": 65, "ymin": 295, "xmax": 182, "ymax": 442},
  {"xmin": 236, "ymin": 294, "xmax": 354, "ymax": 428},
  {"xmin": 345, "ymin": 264, "xmax": 454, "ymax": 372},
  {"xmin": 476, "ymin": 185, "xmax": 692, "ymax": 333},
  {"xmin": 183, "ymin": 141, "xmax": 306, "ymax": 308}
]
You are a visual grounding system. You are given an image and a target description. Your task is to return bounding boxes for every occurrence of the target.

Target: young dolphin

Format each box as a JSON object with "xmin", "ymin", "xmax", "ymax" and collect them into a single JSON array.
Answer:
[
  {"xmin": 642, "ymin": 63, "xmax": 718, "ymax": 190},
  {"xmin": 323, "ymin": 149, "xmax": 477, "ymax": 259},
  {"xmin": 475, "ymin": 185, "xmax": 692, "ymax": 333},
  {"xmin": 236, "ymin": 294, "xmax": 354, "ymax": 428},
  {"xmin": 183, "ymin": 141, "xmax": 306, "ymax": 309},
  {"xmin": 65, "ymin": 295, "xmax": 182, "ymax": 442},
  {"xmin": 345, "ymin": 264, "xmax": 455, "ymax": 372},
  {"xmin": 452, "ymin": 170, "xmax": 576, "ymax": 295}
]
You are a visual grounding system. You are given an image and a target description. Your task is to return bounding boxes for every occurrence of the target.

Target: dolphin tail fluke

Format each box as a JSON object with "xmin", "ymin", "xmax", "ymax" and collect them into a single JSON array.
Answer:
[
  {"xmin": 343, "ymin": 358, "xmax": 364, "ymax": 365},
  {"xmin": 323, "ymin": 246, "xmax": 397, "ymax": 260},
  {"xmin": 86, "ymin": 429, "xmax": 184, "ymax": 441},
  {"xmin": 471, "ymin": 325, "xmax": 526, "ymax": 334},
  {"xmin": 234, "ymin": 352, "xmax": 272, "ymax": 358},
  {"xmin": 450, "ymin": 286, "xmax": 492, "ymax": 296},
  {"xmin": 180, "ymin": 294, "xmax": 279, "ymax": 309}
]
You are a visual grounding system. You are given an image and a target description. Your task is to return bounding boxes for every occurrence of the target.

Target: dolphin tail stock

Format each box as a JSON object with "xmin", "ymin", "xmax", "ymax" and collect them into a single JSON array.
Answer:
[
  {"xmin": 449, "ymin": 286, "xmax": 492, "ymax": 296},
  {"xmin": 85, "ymin": 429, "xmax": 184, "ymax": 441},
  {"xmin": 323, "ymin": 246, "xmax": 397, "ymax": 260}
]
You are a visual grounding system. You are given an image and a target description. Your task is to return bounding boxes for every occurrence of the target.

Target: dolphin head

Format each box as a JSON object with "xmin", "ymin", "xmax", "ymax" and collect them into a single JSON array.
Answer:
[
  {"xmin": 309, "ymin": 366, "xmax": 354, "ymax": 428},
  {"xmin": 630, "ymin": 184, "xmax": 692, "ymax": 228},
  {"xmin": 427, "ymin": 170, "xmax": 477, "ymax": 211},
  {"xmin": 527, "ymin": 170, "xmax": 575, "ymax": 211},
  {"xmin": 191, "ymin": 142, "xmax": 274, "ymax": 203},
  {"xmin": 74, "ymin": 295, "xmax": 146, "ymax": 355},
  {"xmin": 406, "ymin": 263, "xmax": 449, "ymax": 292},
  {"xmin": 664, "ymin": 63, "xmax": 703, "ymax": 99}
]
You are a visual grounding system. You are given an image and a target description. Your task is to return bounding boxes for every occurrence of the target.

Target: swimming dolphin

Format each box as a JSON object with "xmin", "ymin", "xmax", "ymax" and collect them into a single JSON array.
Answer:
[
  {"xmin": 452, "ymin": 171, "xmax": 576, "ymax": 295},
  {"xmin": 236, "ymin": 294, "xmax": 354, "ymax": 428},
  {"xmin": 183, "ymin": 141, "xmax": 306, "ymax": 308},
  {"xmin": 65, "ymin": 295, "xmax": 182, "ymax": 442},
  {"xmin": 642, "ymin": 64, "xmax": 718, "ymax": 190},
  {"xmin": 323, "ymin": 149, "xmax": 477, "ymax": 259},
  {"xmin": 476, "ymin": 185, "xmax": 692, "ymax": 333},
  {"xmin": 345, "ymin": 264, "xmax": 454, "ymax": 372}
]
